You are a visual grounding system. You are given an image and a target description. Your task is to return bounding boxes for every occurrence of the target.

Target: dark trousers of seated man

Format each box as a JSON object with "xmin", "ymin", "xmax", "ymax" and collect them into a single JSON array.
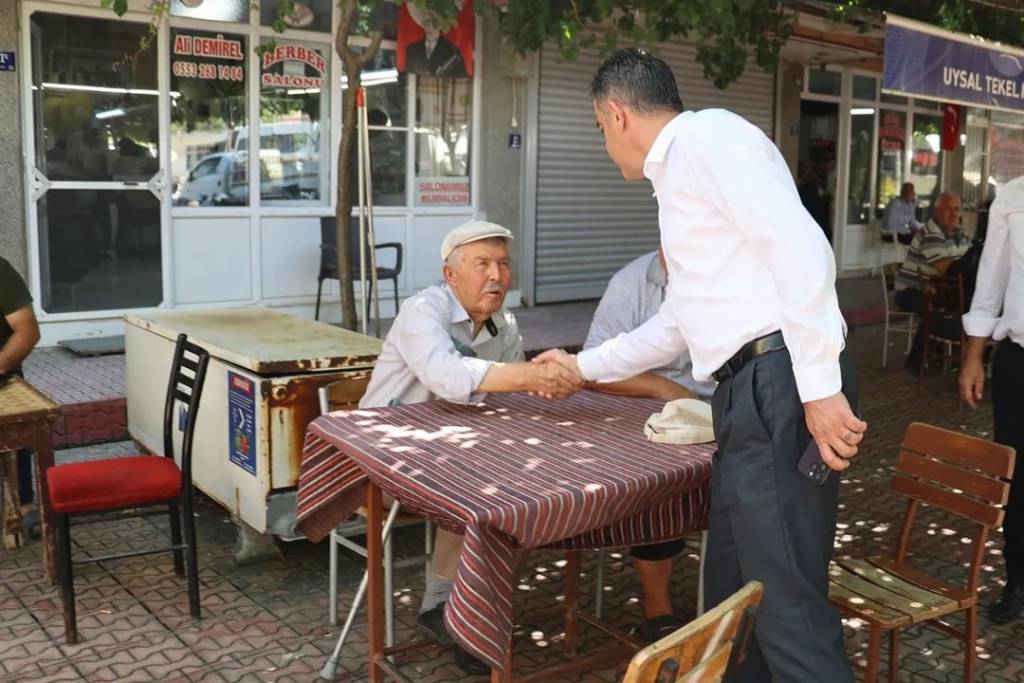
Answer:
[
  {"xmin": 994, "ymin": 340, "xmax": 1024, "ymax": 590},
  {"xmin": 895, "ymin": 287, "xmax": 963, "ymax": 368},
  {"xmin": 705, "ymin": 348, "xmax": 858, "ymax": 683}
]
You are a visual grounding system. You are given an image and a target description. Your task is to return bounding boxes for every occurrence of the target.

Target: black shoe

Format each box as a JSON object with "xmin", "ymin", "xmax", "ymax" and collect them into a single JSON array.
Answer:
[
  {"xmin": 417, "ymin": 604, "xmax": 454, "ymax": 645},
  {"xmin": 639, "ymin": 614, "xmax": 683, "ymax": 645},
  {"xmin": 988, "ymin": 582, "xmax": 1024, "ymax": 624},
  {"xmin": 454, "ymin": 645, "xmax": 490, "ymax": 676}
]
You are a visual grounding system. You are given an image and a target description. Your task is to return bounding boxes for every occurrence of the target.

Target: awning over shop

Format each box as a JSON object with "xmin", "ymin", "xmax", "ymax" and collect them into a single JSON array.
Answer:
[{"xmin": 884, "ymin": 14, "xmax": 1024, "ymax": 114}]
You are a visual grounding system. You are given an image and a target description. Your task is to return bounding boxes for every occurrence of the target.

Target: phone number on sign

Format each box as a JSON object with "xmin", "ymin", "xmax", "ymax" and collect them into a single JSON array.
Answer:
[{"xmin": 172, "ymin": 61, "xmax": 244, "ymax": 81}]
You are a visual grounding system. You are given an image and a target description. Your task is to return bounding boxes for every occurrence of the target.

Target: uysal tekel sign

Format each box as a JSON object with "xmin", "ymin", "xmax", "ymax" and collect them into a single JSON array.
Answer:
[{"xmin": 884, "ymin": 14, "xmax": 1024, "ymax": 114}]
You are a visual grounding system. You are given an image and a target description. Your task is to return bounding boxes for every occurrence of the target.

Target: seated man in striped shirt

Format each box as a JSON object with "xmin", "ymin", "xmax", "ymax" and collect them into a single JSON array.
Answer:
[
  {"xmin": 894, "ymin": 192, "xmax": 970, "ymax": 371},
  {"xmin": 583, "ymin": 247, "xmax": 715, "ymax": 642},
  {"xmin": 358, "ymin": 220, "xmax": 581, "ymax": 675}
]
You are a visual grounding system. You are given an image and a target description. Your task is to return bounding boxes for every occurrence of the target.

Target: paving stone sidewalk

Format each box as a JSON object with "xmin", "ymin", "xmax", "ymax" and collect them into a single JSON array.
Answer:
[{"xmin": 3, "ymin": 323, "xmax": 1023, "ymax": 682}]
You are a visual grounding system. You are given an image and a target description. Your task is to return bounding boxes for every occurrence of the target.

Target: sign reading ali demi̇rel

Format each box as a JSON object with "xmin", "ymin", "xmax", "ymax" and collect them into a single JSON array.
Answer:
[
  {"xmin": 416, "ymin": 177, "xmax": 470, "ymax": 206},
  {"xmin": 172, "ymin": 33, "xmax": 243, "ymax": 81},
  {"xmin": 884, "ymin": 14, "xmax": 1024, "ymax": 113},
  {"xmin": 261, "ymin": 44, "xmax": 325, "ymax": 89}
]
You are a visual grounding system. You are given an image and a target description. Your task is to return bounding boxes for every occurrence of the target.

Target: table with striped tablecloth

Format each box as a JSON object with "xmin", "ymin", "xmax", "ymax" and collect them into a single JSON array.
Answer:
[{"xmin": 296, "ymin": 390, "xmax": 714, "ymax": 673}]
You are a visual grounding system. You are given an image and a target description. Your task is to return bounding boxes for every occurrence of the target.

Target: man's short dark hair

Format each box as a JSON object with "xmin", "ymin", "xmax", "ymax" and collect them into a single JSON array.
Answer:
[{"xmin": 589, "ymin": 48, "xmax": 683, "ymax": 114}]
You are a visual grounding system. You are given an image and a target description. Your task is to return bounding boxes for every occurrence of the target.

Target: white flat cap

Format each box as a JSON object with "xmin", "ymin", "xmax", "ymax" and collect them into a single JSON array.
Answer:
[{"xmin": 441, "ymin": 220, "xmax": 514, "ymax": 260}]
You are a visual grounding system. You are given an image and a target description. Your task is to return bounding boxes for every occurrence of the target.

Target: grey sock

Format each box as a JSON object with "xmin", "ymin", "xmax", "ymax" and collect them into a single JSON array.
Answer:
[{"xmin": 420, "ymin": 573, "xmax": 453, "ymax": 613}]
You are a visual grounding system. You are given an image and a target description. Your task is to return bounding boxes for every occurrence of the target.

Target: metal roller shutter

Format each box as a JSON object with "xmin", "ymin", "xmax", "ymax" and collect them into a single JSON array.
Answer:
[{"xmin": 534, "ymin": 42, "xmax": 775, "ymax": 303}]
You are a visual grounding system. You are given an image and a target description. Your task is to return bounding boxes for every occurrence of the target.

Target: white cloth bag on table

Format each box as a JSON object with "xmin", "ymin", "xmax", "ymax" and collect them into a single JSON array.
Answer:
[{"xmin": 644, "ymin": 398, "xmax": 715, "ymax": 445}]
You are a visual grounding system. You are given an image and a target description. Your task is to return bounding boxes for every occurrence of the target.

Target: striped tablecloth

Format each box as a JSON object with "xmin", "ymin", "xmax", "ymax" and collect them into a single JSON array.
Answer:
[{"xmin": 296, "ymin": 391, "xmax": 713, "ymax": 671}]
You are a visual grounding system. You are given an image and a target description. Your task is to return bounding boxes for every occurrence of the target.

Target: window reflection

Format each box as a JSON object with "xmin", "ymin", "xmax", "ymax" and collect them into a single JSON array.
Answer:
[
  {"xmin": 415, "ymin": 76, "xmax": 471, "ymax": 206},
  {"xmin": 31, "ymin": 13, "xmax": 159, "ymax": 182},
  {"xmin": 909, "ymin": 114, "xmax": 943, "ymax": 217},
  {"xmin": 170, "ymin": 29, "xmax": 248, "ymax": 207},
  {"xmin": 847, "ymin": 108, "xmax": 875, "ymax": 225}
]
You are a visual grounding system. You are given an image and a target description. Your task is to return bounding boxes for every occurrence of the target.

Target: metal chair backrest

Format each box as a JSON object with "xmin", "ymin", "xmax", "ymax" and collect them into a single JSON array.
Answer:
[
  {"xmin": 161, "ymin": 334, "xmax": 210, "ymax": 487},
  {"xmin": 622, "ymin": 581, "xmax": 763, "ymax": 683},
  {"xmin": 890, "ymin": 423, "xmax": 1015, "ymax": 590}
]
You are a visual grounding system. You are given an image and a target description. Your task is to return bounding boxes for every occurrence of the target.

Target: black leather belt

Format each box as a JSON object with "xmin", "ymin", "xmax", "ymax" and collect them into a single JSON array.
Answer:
[{"xmin": 712, "ymin": 331, "xmax": 786, "ymax": 383}]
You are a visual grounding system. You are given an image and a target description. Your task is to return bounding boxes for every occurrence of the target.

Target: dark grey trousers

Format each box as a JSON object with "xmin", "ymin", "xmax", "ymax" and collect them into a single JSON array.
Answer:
[{"xmin": 705, "ymin": 347, "xmax": 857, "ymax": 683}]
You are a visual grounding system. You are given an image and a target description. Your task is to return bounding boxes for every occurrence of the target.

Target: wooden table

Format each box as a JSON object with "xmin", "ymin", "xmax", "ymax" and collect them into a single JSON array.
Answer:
[
  {"xmin": 0, "ymin": 376, "xmax": 60, "ymax": 582},
  {"xmin": 297, "ymin": 391, "xmax": 714, "ymax": 681}
]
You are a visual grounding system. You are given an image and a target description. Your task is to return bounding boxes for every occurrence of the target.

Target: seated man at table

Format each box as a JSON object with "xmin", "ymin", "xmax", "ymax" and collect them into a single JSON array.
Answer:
[
  {"xmin": 895, "ymin": 191, "xmax": 970, "ymax": 372},
  {"xmin": 358, "ymin": 220, "xmax": 581, "ymax": 674},
  {"xmin": 582, "ymin": 247, "xmax": 715, "ymax": 642},
  {"xmin": 0, "ymin": 256, "xmax": 42, "ymax": 538},
  {"xmin": 881, "ymin": 182, "xmax": 923, "ymax": 245}
]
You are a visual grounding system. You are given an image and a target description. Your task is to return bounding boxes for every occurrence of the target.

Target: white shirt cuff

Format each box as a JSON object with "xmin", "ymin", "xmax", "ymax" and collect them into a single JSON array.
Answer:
[
  {"xmin": 792, "ymin": 361, "xmax": 843, "ymax": 403},
  {"xmin": 576, "ymin": 349, "xmax": 604, "ymax": 383},
  {"xmin": 962, "ymin": 312, "xmax": 998, "ymax": 339},
  {"xmin": 455, "ymin": 357, "xmax": 493, "ymax": 403}
]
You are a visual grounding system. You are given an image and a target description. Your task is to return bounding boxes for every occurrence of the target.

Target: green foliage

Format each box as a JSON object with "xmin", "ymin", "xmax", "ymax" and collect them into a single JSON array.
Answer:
[
  {"xmin": 498, "ymin": 1, "xmax": 795, "ymax": 89},
  {"xmin": 828, "ymin": 1, "xmax": 1024, "ymax": 48}
]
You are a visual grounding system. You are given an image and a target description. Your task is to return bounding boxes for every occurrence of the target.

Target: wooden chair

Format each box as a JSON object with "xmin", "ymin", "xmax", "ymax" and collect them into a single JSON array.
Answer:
[
  {"xmin": 916, "ymin": 273, "xmax": 965, "ymax": 394},
  {"xmin": 45, "ymin": 334, "xmax": 209, "ymax": 644},
  {"xmin": 622, "ymin": 581, "xmax": 763, "ymax": 683},
  {"xmin": 829, "ymin": 422, "xmax": 1015, "ymax": 683}
]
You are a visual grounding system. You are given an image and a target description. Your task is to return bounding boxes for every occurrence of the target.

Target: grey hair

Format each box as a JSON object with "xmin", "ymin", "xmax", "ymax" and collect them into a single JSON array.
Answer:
[{"xmin": 589, "ymin": 48, "xmax": 684, "ymax": 114}]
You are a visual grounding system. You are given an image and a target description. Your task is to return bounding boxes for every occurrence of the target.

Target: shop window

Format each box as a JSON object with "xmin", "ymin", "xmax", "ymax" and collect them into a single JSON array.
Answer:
[
  {"xmin": 881, "ymin": 92, "xmax": 907, "ymax": 105},
  {"xmin": 852, "ymin": 75, "xmax": 877, "ymax": 101},
  {"xmin": 807, "ymin": 69, "xmax": 841, "ymax": 97},
  {"xmin": 260, "ymin": 0, "xmax": 334, "ymax": 33},
  {"xmin": 909, "ymin": 113, "xmax": 943, "ymax": 217},
  {"xmin": 171, "ymin": 0, "xmax": 249, "ymax": 24},
  {"xmin": 259, "ymin": 41, "xmax": 330, "ymax": 204},
  {"xmin": 30, "ymin": 13, "xmax": 159, "ymax": 182},
  {"xmin": 344, "ymin": 47, "xmax": 408, "ymax": 206},
  {"xmin": 37, "ymin": 189, "xmax": 162, "ymax": 313},
  {"xmin": 170, "ymin": 29, "xmax": 248, "ymax": 207},
  {"xmin": 876, "ymin": 109, "xmax": 906, "ymax": 217},
  {"xmin": 415, "ymin": 76, "xmax": 472, "ymax": 207},
  {"xmin": 847, "ymin": 107, "xmax": 875, "ymax": 225}
]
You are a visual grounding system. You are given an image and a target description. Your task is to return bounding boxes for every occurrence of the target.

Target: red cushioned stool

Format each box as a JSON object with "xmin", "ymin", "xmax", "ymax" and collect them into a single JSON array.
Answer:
[{"xmin": 46, "ymin": 334, "xmax": 209, "ymax": 644}]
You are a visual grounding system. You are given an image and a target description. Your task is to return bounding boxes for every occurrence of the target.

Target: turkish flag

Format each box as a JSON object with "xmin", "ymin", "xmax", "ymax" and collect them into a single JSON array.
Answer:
[{"xmin": 941, "ymin": 103, "xmax": 962, "ymax": 151}]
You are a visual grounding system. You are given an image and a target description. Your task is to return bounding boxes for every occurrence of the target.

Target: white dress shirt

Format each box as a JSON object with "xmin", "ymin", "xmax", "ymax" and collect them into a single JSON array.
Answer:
[
  {"xmin": 577, "ymin": 109, "xmax": 846, "ymax": 403},
  {"xmin": 359, "ymin": 284, "xmax": 524, "ymax": 408},
  {"xmin": 963, "ymin": 175, "xmax": 1024, "ymax": 347},
  {"xmin": 584, "ymin": 251, "xmax": 715, "ymax": 398}
]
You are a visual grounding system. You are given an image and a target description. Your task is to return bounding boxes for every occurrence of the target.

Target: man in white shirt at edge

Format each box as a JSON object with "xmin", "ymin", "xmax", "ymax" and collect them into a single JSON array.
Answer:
[
  {"xmin": 534, "ymin": 49, "xmax": 867, "ymax": 682},
  {"xmin": 358, "ymin": 220, "xmax": 580, "ymax": 675},
  {"xmin": 960, "ymin": 175, "xmax": 1024, "ymax": 625},
  {"xmin": 582, "ymin": 246, "xmax": 716, "ymax": 642}
]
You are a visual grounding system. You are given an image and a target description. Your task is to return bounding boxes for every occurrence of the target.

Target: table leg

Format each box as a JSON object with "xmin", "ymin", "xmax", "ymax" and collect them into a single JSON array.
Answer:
[
  {"xmin": 563, "ymin": 550, "xmax": 580, "ymax": 657},
  {"xmin": 34, "ymin": 423, "xmax": 57, "ymax": 584},
  {"xmin": 366, "ymin": 482, "xmax": 385, "ymax": 683},
  {"xmin": 490, "ymin": 648, "xmax": 513, "ymax": 683}
]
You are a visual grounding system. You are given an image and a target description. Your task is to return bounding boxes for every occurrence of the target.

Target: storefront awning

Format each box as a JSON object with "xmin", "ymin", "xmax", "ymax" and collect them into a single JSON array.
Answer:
[{"xmin": 884, "ymin": 14, "xmax": 1024, "ymax": 115}]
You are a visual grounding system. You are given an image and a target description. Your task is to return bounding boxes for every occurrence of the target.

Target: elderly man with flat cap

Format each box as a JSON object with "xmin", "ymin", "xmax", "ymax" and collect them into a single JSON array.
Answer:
[{"xmin": 358, "ymin": 220, "xmax": 580, "ymax": 674}]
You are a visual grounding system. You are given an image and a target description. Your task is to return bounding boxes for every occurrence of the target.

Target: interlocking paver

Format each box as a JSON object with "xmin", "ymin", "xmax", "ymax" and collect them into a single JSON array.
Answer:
[{"xmin": 2, "ymin": 322, "xmax": 1022, "ymax": 681}]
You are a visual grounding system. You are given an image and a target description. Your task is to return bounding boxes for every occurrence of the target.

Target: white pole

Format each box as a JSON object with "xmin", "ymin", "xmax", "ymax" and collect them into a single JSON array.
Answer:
[
  {"xmin": 356, "ymin": 87, "xmax": 368, "ymax": 336},
  {"xmin": 361, "ymin": 98, "xmax": 382, "ymax": 338}
]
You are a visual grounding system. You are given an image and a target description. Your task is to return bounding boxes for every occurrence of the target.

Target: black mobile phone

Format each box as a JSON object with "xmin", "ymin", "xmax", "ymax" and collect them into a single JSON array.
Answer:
[{"xmin": 797, "ymin": 440, "xmax": 830, "ymax": 486}]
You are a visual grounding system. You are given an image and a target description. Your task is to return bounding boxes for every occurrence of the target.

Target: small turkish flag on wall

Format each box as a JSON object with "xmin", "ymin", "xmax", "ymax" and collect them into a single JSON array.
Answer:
[{"xmin": 942, "ymin": 103, "xmax": 962, "ymax": 151}]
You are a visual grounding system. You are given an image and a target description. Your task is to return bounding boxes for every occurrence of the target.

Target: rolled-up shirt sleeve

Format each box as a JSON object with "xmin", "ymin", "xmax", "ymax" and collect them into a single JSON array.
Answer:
[
  {"xmin": 688, "ymin": 118, "xmax": 844, "ymax": 402},
  {"xmin": 391, "ymin": 301, "xmax": 493, "ymax": 403},
  {"xmin": 963, "ymin": 203, "xmax": 1011, "ymax": 339},
  {"xmin": 577, "ymin": 298, "xmax": 687, "ymax": 383}
]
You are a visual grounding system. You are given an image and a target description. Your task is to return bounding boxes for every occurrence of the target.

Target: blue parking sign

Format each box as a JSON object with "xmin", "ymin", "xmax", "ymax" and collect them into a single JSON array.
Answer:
[{"xmin": 0, "ymin": 52, "xmax": 14, "ymax": 72}]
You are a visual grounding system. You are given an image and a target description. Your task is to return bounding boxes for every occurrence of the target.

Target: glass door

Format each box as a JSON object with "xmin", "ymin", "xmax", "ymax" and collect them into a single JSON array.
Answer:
[{"xmin": 27, "ymin": 11, "xmax": 165, "ymax": 315}]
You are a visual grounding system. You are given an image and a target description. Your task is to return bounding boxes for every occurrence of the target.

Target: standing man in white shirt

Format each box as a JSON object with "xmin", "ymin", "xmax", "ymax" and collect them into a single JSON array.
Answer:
[
  {"xmin": 960, "ymin": 175, "xmax": 1024, "ymax": 624},
  {"xmin": 535, "ymin": 49, "xmax": 866, "ymax": 682}
]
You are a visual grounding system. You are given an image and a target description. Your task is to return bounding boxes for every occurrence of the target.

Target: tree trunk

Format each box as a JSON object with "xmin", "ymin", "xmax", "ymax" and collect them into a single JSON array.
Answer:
[{"xmin": 335, "ymin": 0, "xmax": 382, "ymax": 331}]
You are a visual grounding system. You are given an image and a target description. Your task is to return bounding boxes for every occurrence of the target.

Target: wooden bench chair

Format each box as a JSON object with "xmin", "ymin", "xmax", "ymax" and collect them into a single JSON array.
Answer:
[
  {"xmin": 622, "ymin": 580, "xmax": 763, "ymax": 683},
  {"xmin": 829, "ymin": 422, "xmax": 1015, "ymax": 682}
]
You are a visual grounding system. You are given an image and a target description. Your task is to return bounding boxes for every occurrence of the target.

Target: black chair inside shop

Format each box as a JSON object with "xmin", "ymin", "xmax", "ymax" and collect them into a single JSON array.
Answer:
[{"xmin": 316, "ymin": 217, "xmax": 403, "ymax": 322}]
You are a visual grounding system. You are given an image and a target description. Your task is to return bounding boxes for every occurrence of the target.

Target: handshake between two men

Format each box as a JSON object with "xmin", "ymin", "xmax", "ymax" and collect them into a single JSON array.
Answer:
[{"xmin": 477, "ymin": 348, "xmax": 586, "ymax": 401}]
